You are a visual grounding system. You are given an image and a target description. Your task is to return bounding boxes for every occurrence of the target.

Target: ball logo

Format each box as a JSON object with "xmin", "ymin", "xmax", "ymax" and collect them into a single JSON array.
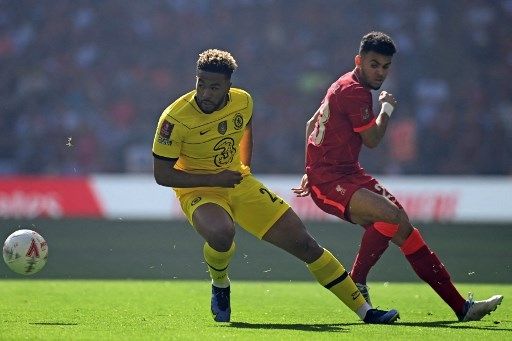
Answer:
[{"xmin": 26, "ymin": 239, "xmax": 40, "ymax": 258}]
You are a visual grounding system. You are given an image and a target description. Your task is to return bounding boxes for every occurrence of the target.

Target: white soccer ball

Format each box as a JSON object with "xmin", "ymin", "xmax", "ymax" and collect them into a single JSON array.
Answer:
[{"xmin": 3, "ymin": 229, "xmax": 48, "ymax": 275}]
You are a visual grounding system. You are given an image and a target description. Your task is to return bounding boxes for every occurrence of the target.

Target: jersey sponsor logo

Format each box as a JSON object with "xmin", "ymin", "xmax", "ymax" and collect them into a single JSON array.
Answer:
[
  {"xmin": 191, "ymin": 196, "xmax": 202, "ymax": 206},
  {"xmin": 233, "ymin": 113, "xmax": 244, "ymax": 130},
  {"xmin": 213, "ymin": 137, "xmax": 236, "ymax": 167},
  {"xmin": 218, "ymin": 121, "xmax": 227, "ymax": 135}
]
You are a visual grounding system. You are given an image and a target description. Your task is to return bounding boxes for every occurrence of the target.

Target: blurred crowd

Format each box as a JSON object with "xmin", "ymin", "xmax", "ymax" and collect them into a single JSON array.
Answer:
[{"xmin": 1, "ymin": 0, "xmax": 511, "ymax": 175}]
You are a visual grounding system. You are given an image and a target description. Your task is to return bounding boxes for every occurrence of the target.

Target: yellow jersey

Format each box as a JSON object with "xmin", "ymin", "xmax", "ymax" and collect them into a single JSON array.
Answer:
[{"xmin": 152, "ymin": 87, "xmax": 253, "ymax": 184}]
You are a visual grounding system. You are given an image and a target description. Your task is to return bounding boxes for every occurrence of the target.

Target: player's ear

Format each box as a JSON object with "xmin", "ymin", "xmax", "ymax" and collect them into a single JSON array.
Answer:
[{"xmin": 355, "ymin": 54, "xmax": 362, "ymax": 67}]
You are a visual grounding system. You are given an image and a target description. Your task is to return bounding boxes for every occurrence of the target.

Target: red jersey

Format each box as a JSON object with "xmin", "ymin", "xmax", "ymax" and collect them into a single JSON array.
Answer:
[{"xmin": 306, "ymin": 69, "xmax": 376, "ymax": 185}]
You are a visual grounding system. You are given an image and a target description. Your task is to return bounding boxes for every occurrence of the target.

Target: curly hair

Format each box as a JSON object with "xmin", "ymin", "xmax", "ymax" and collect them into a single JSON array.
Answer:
[
  {"xmin": 359, "ymin": 31, "xmax": 396, "ymax": 56},
  {"xmin": 196, "ymin": 49, "xmax": 238, "ymax": 77}
]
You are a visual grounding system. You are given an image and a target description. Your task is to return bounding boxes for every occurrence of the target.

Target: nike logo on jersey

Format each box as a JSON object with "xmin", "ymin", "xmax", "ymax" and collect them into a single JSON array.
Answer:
[{"xmin": 199, "ymin": 129, "xmax": 210, "ymax": 135}]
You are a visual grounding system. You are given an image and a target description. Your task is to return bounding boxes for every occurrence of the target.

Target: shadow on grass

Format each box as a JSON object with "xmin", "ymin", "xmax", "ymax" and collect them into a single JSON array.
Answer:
[
  {"xmin": 226, "ymin": 321, "xmax": 348, "ymax": 332},
  {"xmin": 29, "ymin": 322, "xmax": 78, "ymax": 326},
  {"xmin": 225, "ymin": 320, "xmax": 509, "ymax": 332},
  {"xmin": 395, "ymin": 320, "xmax": 509, "ymax": 331}
]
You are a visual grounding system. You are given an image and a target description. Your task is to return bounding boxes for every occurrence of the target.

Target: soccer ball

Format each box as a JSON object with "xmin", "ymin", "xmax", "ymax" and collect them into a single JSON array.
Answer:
[{"xmin": 3, "ymin": 229, "xmax": 48, "ymax": 275}]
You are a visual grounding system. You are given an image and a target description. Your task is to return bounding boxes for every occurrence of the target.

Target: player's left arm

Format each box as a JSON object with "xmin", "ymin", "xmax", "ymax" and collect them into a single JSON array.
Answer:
[
  {"xmin": 359, "ymin": 91, "xmax": 397, "ymax": 148},
  {"xmin": 239, "ymin": 117, "xmax": 253, "ymax": 167}
]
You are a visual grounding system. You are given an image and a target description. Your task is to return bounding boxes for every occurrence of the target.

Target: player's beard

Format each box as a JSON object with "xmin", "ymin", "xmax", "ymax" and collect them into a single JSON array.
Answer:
[
  {"xmin": 197, "ymin": 97, "xmax": 223, "ymax": 113},
  {"xmin": 360, "ymin": 69, "xmax": 383, "ymax": 90}
]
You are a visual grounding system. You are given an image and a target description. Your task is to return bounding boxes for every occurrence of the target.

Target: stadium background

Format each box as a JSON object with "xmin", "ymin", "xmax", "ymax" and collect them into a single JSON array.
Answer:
[{"xmin": 1, "ymin": 1, "xmax": 511, "ymax": 284}]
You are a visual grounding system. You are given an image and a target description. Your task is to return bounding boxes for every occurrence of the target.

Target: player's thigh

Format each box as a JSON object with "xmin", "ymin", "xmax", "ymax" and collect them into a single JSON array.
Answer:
[
  {"xmin": 348, "ymin": 188, "xmax": 402, "ymax": 226},
  {"xmin": 230, "ymin": 175, "xmax": 290, "ymax": 239},
  {"xmin": 262, "ymin": 208, "xmax": 323, "ymax": 263},
  {"xmin": 180, "ymin": 191, "xmax": 235, "ymax": 250}
]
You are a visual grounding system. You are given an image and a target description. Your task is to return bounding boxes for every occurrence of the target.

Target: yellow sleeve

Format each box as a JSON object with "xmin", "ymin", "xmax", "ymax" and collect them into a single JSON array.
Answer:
[{"xmin": 152, "ymin": 115, "xmax": 185, "ymax": 159}]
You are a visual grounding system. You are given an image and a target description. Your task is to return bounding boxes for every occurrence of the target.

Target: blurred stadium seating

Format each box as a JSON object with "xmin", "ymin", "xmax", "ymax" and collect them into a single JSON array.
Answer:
[{"xmin": 1, "ymin": 0, "xmax": 511, "ymax": 176}]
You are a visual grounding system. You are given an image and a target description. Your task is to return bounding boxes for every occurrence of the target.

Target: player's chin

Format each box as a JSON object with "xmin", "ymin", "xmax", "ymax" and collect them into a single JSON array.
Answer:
[{"xmin": 370, "ymin": 83, "xmax": 382, "ymax": 90}]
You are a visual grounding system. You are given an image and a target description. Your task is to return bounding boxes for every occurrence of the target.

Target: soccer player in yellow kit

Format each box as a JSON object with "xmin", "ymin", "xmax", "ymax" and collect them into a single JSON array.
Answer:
[{"xmin": 152, "ymin": 49, "xmax": 399, "ymax": 324}]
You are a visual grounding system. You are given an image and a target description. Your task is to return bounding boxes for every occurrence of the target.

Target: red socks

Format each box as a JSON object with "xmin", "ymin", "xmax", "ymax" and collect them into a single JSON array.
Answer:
[
  {"xmin": 350, "ymin": 224, "xmax": 391, "ymax": 284},
  {"xmin": 352, "ymin": 224, "xmax": 466, "ymax": 315},
  {"xmin": 402, "ymin": 231, "xmax": 465, "ymax": 315}
]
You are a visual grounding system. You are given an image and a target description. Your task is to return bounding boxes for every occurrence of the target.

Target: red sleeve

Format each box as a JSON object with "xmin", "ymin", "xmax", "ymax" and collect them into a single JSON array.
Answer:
[{"xmin": 341, "ymin": 86, "xmax": 375, "ymax": 132}]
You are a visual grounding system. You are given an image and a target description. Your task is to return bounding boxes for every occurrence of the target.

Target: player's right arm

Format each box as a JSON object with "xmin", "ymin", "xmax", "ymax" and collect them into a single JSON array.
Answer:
[
  {"xmin": 359, "ymin": 91, "xmax": 396, "ymax": 148},
  {"xmin": 153, "ymin": 157, "xmax": 242, "ymax": 188},
  {"xmin": 152, "ymin": 114, "xmax": 242, "ymax": 188}
]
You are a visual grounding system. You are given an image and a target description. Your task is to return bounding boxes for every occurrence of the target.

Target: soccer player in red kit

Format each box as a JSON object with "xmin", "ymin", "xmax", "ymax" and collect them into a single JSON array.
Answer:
[{"xmin": 293, "ymin": 31, "xmax": 503, "ymax": 322}]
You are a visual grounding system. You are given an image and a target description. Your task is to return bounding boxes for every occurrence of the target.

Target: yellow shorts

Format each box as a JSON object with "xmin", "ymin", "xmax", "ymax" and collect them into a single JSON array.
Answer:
[{"xmin": 177, "ymin": 175, "xmax": 290, "ymax": 239}]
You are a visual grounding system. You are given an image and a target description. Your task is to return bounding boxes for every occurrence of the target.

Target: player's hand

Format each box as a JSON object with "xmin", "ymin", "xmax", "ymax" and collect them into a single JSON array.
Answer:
[
  {"xmin": 378, "ymin": 90, "xmax": 397, "ymax": 107},
  {"xmin": 292, "ymin": 174, "xmax": 310, "ymax": 197},
  {"xmin": 214, "ymin": 169, "xmax": 243, "ymax": 188}
]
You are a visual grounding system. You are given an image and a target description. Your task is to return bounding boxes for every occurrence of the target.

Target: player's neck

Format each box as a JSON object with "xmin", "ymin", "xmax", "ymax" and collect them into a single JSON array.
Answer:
[{"xmin": 354, "ymin": 68, "xmax": 370, "ymax": 89}]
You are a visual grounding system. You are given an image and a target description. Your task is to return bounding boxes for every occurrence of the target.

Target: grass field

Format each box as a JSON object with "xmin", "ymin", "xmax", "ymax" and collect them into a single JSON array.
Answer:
[
  {"xmin": 0, "ymin": 280, "xmax": 509, "ymax": 340},
  {"xmin": 1, "ymin": 219, "xmax": 511, "ymax": 339}
]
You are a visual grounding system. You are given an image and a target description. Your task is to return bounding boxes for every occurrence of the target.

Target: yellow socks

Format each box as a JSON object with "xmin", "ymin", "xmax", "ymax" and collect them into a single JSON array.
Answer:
[
  {"xmin": 307, "ymin": 248, "xmax": 370, "ymax": 319},
  {"xmin": 203, "ymin": 242, "xmax": 235, "ymax": 288}
]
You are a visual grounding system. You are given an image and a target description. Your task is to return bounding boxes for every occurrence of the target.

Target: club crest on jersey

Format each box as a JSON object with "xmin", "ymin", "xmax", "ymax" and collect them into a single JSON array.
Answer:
[
  {"xmin": 233, "ymin": 113, "xmax": 244, "ymax": 130},
  {"xmin": 336, "ymin": 184, "xmax": 346, "ymax": 196},
  {"xmin": 218, "ymin": 120, "xmax": 228, "ymax": 135}
]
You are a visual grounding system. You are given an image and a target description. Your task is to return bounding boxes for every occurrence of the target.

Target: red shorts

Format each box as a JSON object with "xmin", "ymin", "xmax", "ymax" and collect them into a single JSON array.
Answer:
[{"xmin": 309, "ymin": 173, "xmax": 403, "ymax": 223}]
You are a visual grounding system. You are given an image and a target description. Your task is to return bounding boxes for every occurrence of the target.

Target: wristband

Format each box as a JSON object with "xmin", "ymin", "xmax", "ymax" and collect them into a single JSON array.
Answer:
[{"xmin": 381, "ymin": 102, "xmax": 394, "ymax": 117}]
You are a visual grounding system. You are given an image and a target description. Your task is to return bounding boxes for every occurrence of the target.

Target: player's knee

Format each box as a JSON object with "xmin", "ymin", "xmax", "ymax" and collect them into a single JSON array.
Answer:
[
  {"xmin": 397, "ymin": 219, "xmax": 413, "ymax": 236},
  {"xmin": 387, "ymin": 210, "xmax": 413, "ymax": 243},
  {"xmin": 208, "ymin": 226, "xmax": 235, "ymax": 252},
  {"xmin": 296, "ymin": 237, "xmax": 323, "ymax": 263}
]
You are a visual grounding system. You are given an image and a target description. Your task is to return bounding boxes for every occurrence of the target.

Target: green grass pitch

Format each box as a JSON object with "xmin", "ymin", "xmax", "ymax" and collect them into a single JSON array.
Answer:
[{"xmin": 0, "ymin": 280, "xmax": 510, "ymax": 340}]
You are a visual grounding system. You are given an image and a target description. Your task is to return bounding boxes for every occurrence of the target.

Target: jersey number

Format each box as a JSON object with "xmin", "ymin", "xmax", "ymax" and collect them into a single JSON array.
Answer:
[
  {"xmin": 213, "ymin": 138, "xmax": 236, "ymax": 167},
  {"xmin": 310, "ymin": 100, "xmax": 330, "ymax": 145},
  {"xmin": 259, "ymin": 187, "xmax": 284, "ymax": 204}
]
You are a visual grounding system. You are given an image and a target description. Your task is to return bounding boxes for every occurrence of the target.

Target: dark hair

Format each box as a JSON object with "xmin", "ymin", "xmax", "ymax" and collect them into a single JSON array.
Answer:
[
  {"xmin": 359, "ymin": 31, "xmax": 396, "ymax": 56},
  {"xmin": 196, "ymin": 49, "xmax": 238, "ymax": 77}
]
